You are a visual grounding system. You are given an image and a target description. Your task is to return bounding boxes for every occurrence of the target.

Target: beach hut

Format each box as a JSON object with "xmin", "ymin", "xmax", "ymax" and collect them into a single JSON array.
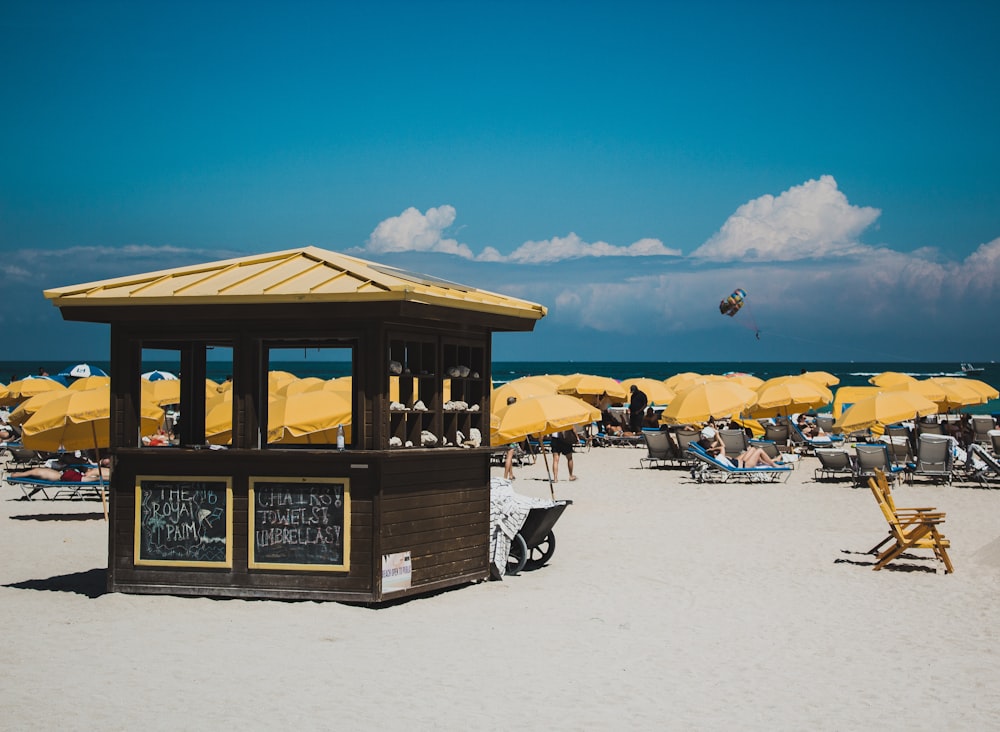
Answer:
[{"xmin": 44, "ymin": 246, "xmax": 545, "ymax": 603}]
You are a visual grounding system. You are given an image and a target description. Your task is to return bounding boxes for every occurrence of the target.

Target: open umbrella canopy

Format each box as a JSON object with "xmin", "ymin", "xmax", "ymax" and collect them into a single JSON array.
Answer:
[
  {"xmin": 664, "ymin": 372, "xmax": 702, "ymax": 389},
  {"xmin": 659, "ymin": 381, "xmax": 758, "ymax": 425},
  {"xmin": 557, "ymin": 373, "xmax": 628, "ymax": 404},
  {"xmin": 831, "ymin": 385, "xmax": 881, "ymax": 419},
  {"xmin": 799, "ymin": 370, "xmax": 840, "ymax": 387},
  {"xmin": 667, "ymin": 373, "xmax": 726, "ymax": 394},
  {"xmin": 868, "ymin": 371, "xmax": 916, "ymax": 387},
  {"xmin": 834, "ymin": 391, "xmax": 938, "ymax": 434},
  {"xmin": 141, "ymin": 370, "xmax": 178, "ymax": 381},
  {"xmin": 928, "ymin": 377, "xmax": 988, "ymax": 410},
  {"xmin": 58, "ymin": 363, "xmax": 109, "ymax": 380},
  {"xmin": 724, "ymin": 373, "xmax": 765, "ymax": 390},
  {"xmin": 492, "ymin": 393, "xmax": 600, "ymax": 444},
  {"xmin": 491, "ymin": 376, "xmax": 560, "ymax": 410},
  {"xmin": 6, "ymin": 389, "xmax": 68, "ymax": 427},
  {"xmin": 21, "ymin": 386, "xmax": 163, "ymax": 451},
  {"xmin": 0, "ymin": 376, "xmax": 67, "ymax": 407},
  {"xmin": 279, "ymin": 376, "xmax": 327, "ymax": 397},
  {"xmin": 68, "ymin": 375, "xmax": 111, "ymax": 391},
  {"xmin": 141, "ymin": 378, "xmax": 182, "ymax": 406},
  {"xmin": 750, "ymin": 377, "xmax": 833, "ymax": 418},
  {"xmin": 619, "ymin": 378, "xmax": 676, "ymax": 406},
  {"xmin": 954, "ymin": 377, "xmax": 999, "ymax": 402},
  {"xmin": 885, "ymin": 379, "xmax": 948, "ymax": 404},
  {"xmin": 267, "ymin": 391, "xmax": 352, "ymax": 444}
]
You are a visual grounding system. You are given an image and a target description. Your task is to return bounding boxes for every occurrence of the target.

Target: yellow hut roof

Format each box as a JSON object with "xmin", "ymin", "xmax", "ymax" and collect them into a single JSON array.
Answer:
[{"xmin": 44, "ymin": 246, "xmax": 547, "ymax": 321}]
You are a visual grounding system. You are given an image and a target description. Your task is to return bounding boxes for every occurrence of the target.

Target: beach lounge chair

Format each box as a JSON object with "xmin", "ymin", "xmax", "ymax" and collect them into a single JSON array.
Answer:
[
  {"xmin": 6, "ymin": 471, "xmax": 107, "ymax": 502},
  {"xmin": 4, "ymin": 445, "xmax": 44, "ymax": 472},
  {"xmin": 867, "ymin": 469, "xmax": 953, "ymax": 573},
  {"xmin": 749, "ymin": 438, "xmax": 784, "ymax": 463},
  {"xmin": 882, "ymin": 435, "xmax": 915, "ymax": 468},
  {"xmin": 672, "ymin": 427, "xmax": 702, "ymax": 464},
  {"xmin": 639, "ymin": 430, "xmax": 680, "ymax": 469},
  {"xmin": 816, "ymin": 414, "xmax": 834, "ymax": 434},
  {"xmin": 910, "ymin": 433, "xmax": 954, "ymax": 485},
  {"xmin": 967, "ymin": 444, "xmax": 1000, "ymax": 487},
  {"xmin": 916, "ymin": 421, "xmax": 945, "ymax": 437},
  {"xmin": 854, "ymin": 443, "xmax": 905, "ymax": 487},
  {"xmin": 718, "ymin": 428, "xmax": 748, "ymax": 456},
  {"xmin": 971, "ymin": 416, "xmax": 996, "ymax": 445},
  {"xmin": 991, "ymin": 431, "xmax": 1000, "ymax": 456},
  {"xmin": 686, "ymin": 442, "xmax": 791, "ymax": 483},
  {"xmin": 762, "ymin": 422, "xmax": 789, "ymax": 447},
  {"xmin": 788, "ymin": 421, "xmax": 841, "ymax": 453},
  {"xmin": 814, "ymin": 448, "xmax": 855, "ymax": 482}
]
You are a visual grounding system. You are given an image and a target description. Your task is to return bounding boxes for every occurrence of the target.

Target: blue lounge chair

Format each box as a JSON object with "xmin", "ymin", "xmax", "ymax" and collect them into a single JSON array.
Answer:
[{"xmin": 686, "ymin": 442, "xmax": 791, "ymax": 483}]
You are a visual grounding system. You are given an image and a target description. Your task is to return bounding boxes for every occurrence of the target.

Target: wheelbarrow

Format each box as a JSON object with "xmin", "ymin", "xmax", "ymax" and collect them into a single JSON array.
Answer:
[{"xmin": 506, "ymin": 499, "xmax": 572, "ymax": 575}]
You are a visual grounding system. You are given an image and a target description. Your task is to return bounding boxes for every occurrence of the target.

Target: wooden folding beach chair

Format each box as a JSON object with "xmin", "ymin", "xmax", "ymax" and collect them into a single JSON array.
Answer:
[{"xmin": 867, "ymin": 469, "xmax": 953, "ymax": 573}]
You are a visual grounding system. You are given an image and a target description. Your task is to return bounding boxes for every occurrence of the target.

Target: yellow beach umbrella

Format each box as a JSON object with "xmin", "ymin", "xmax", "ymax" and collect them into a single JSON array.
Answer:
[
  {"xmin": 928, "ymin": 377, "xmax": 987, "ymax": 410},
  {"xmin": 957, "ymin": 378, "xmax": 999, "ymax": 402},
  {"xmin": 267, "ymin": 391, "xmax": 352, "ymax": 444},
  {"xmin": 664, "ymin": 372, "xmax": 701, "ymax": 389},
  {"xmin": 267, "ymin": 370, "xmax": 297, "ymax": 394},
  {"xmin": 659, "ymin": 381, "xmax": 758, "ymax": 425},
  {"xmin": 725, "ymin": 373, "xmax": 764, "ymax": 390},
  {"xmin": 667, "ymin": 373, "xmax": 726, "ymax": 395},
  {"xmin": 69, "ymin": 375, "xmax": 111, "ymax": 391},
  {"xmin": 869, "ymin": 371, "xmax": 916, "ymax": 387},
  {"xmin": 21, "ymin": 386, "xmax": 163, "ymax": 452},
  {"xmin": 323, "ymin": 376, "xmax": 353, "ymax": 396},
  {"xmin": 832, "ymin": 385, "xmax": 880, "ymax": 420},
  {"xmin": 557, "ymin": 373, "xmax": 628, "ymax": 404},
  {"xmin": 142, "ymin": 378, "xmax": 181, "ymax": 406},
  {"xmin": 279, "ymin": 376, "xmax": 327, "ymax": 397},
  {"xmin": 0, "ymin": 376, "xmax": 67, "ymax": 407},
  {"xmin": 492, "ymin": 393, "xmax": 600, "ymax": 444},
  {"xmin": 491, "ymin": 377, "xmax": 559, "ymax": 410},
  {"xmin": 835, "ymin": 391, "xmax": 938, "ymax": 434},
  {"xmin": 885, "ymin": 379, "xmax": 947, "ymax": 404},
  {"xmin": 6, "ymin": 390, "xmax": 68, "ymax": 427},
  {"xmin": 750, "ymin": 377, "xmax": 832, "ymax": 418},
  {"xmin": 619, "ymin": 378, "xmax": 676, "ymax": 406},
  {"xmin": 799, "ymin": 370, "xmax": 840, "ymax": 387}
]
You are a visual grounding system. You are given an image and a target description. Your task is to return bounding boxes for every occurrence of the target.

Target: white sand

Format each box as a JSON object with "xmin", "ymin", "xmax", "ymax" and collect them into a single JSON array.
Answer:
[{"xmin": 3, "ymin": 448, "xmax": 1000, "ymax": 731}]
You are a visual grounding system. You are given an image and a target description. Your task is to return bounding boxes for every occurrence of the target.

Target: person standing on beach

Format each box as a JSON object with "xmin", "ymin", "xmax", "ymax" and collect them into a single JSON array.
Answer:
[
  {"xmin": 550, "ymin": 429, "xmax": 577, "ymax": 481},
  {"xmin": 503, "ymin": 396, "xmax": 519, "ymax": 480},
  {"xmin": 628, "ymin": 385, "xmax": 648, "ymax": 434}
]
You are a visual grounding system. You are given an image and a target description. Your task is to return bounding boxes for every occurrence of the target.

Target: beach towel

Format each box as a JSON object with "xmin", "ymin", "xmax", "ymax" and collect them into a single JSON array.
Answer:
[{"xmin": 489, "ymin": 477, "xmax": 557, "ymax": 578}]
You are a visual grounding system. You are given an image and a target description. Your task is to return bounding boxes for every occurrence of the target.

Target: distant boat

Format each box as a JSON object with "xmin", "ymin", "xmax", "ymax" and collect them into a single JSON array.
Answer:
[{"xmin": 960, "ymin": 363, "xmax": 985, "ymax": 374}]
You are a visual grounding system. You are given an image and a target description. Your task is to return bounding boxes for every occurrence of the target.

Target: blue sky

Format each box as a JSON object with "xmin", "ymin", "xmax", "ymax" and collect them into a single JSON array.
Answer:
[{"xmin": 2, "ymin": 1, "xmax": 999, "ymax": 363}]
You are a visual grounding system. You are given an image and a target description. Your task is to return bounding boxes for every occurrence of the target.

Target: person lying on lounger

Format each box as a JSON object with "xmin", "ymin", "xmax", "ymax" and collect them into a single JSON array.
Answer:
[
  {"xmin": 725, "ymin": 445, "xmax": 783, "ymax": 469},
  {"xmin": 10, "ymin": 458, "xmax": 111, "ymax": 483}
]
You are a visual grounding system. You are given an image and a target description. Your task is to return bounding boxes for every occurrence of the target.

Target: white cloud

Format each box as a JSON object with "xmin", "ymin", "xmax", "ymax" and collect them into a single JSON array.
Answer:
[
  {"xmin": 365, "ymin": 205, "xmax": 476, "ymax": 259},
  {"xmin": 507, "ymin": 233, "xmax": 681, "ymax": 264},
  {"xmin": 690, "ymin": 175, "xmax": 881, "ymax": 262},
  {"xmin": 363, "ymin": 206, "xmax": 680, "ymax": 263}
]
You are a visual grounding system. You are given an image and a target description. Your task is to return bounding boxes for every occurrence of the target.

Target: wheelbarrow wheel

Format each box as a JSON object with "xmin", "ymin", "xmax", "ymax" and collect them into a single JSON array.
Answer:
[
  {"xmin": 524, "ymin": 531, "xmax": 556, "ymax": 571},
  {"xmin": 506, "ymin": 533, "xmax": 528, "ymax": 576}
]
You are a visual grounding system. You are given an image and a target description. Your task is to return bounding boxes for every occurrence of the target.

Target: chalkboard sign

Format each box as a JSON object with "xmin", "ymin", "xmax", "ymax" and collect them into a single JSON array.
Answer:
[
  {"xmin": 134, "ymin": 477, "xmax": 233, "ymax": 568},
  {"xmin": 249, "ymin": 477, "xmax": 351, "ymax": 571}
]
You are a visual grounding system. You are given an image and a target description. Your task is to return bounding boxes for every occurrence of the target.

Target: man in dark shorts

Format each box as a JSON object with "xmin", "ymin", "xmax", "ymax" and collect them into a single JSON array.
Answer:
[
  {"xmin": 628, "ymin": 385, "xmax": 648, "ymax": 434},
  {"xmin": 550, "ymin": 429, "xmax": 577, "ymax": 481}
]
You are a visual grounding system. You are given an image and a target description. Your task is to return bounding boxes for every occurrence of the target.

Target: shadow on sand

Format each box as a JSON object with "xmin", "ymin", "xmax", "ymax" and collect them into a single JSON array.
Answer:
[
  {"xmin": 6, "ymin": 568, "xmax": 107, "ymax": 598},
  {"xmin": 10, "ymin": 512, "xmax": 105, "ymax": 522}
]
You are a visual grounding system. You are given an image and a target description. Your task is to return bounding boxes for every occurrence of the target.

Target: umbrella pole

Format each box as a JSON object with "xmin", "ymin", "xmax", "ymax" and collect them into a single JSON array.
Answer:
[
  {"xmin": 525, "ymin": 435, "xmax": 556, "ymax": 499},
  {"xmin": 538, "ymin": 436, "xmax": 556, "ymax": 500}
]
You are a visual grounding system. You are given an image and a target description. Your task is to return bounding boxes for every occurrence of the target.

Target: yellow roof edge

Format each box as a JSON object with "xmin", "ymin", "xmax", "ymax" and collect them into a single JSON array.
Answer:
[{"xmin": 43, "ymin": 246, "xmax": 547, "ymax": 320}]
